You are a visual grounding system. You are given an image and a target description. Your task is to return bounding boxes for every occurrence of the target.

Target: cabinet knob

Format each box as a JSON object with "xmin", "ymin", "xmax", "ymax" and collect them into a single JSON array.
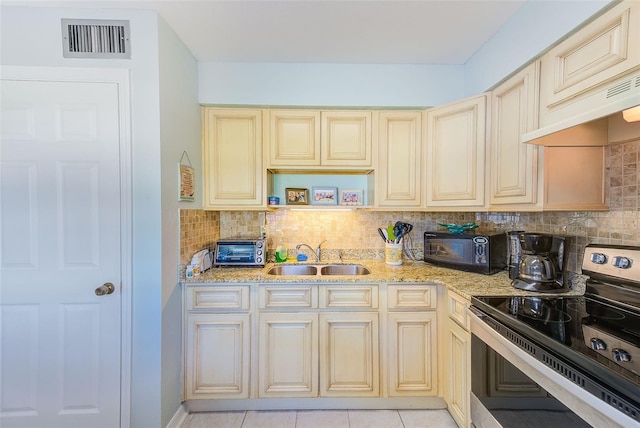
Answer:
[
  {"xmin": 612, "ymin": 256, "xmax": 632, "ymax": 269},
  {"xmin": 589, "ymin": 338, "xmax": 607, "ymax": 351},
  {"xmin": 590, "ymin": 253, "xmax": 607, "ymax": 264},
  {"xmin": 612, "ymin": 348, "xmax": 632, "ymax": 363}
]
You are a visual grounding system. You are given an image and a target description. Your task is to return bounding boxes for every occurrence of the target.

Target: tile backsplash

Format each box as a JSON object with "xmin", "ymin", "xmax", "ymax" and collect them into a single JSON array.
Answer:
[{"xmin": 180, "ymin": 139, "xmax": 639, "ymax": 273}]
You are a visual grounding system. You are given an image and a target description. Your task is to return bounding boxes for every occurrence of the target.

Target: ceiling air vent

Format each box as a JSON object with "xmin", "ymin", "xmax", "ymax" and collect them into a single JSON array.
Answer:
[{"xmin": 62, "ymin": 19, "xmax": 130, "ymax": 59}]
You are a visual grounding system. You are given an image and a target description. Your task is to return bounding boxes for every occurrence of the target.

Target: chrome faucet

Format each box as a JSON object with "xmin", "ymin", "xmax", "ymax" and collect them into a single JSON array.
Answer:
[{"xmin": 296, "ymin": 240, "xmax": 327, "ymax": 262}]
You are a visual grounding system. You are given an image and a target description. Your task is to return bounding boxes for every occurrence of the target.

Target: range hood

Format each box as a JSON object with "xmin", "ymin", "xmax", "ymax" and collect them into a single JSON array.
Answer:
[{"xmin": 522, "ymin": 71, "xmax": 640, "ymax": 146}]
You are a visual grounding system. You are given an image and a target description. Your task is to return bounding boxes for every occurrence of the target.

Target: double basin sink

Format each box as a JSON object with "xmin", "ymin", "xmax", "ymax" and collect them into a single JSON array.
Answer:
[{"xmin": 267, "ymin": 263, "xmax": 371, "ymax": 276}]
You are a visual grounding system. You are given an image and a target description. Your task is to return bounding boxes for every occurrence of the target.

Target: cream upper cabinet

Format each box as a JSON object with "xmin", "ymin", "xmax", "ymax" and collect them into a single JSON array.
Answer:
[
  {"xmin": 375, "ymin": 111, "xmax": 422, "ymax": 208},
  {"xmin": 202, "ymin": 108, "xmax": 264, "ymax": 209},
  {"xmin": 267, "ymin": 110, "xmax": 321, "ymax": 167},
  {"xmin": 266, "ymin": 110, "xmax": 372, "ymax": 168},
  {"xmin": 425, "ymin": 95, "xmax": 487, "ymax": 209},
  {"xmin": 489, "ymin": 62, "xmax": 540, "ymax": 208},
  {"xmin": 321, "ymin": 111, "xmax": 372, "ymax": 167},
  {"xmin": 539, "ymin": 0, "xmax": 640, "ymax": 126},
  {"xmin": 489, "ymin": 61, "xmax": 607, "ymax": 211}
]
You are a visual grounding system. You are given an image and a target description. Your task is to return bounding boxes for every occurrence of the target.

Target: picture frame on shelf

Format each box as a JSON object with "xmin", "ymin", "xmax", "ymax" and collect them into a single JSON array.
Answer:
[
  {"xmin": 339, "ymin": 189, "xmax": 363, "ymax": 206},
  {"xmin": 285, "ymin": 188, "xmax": 309, "ymax": 205},
  {"xmin": 311, "ymin": 186, "xmax": 338, "ymax": 205}
]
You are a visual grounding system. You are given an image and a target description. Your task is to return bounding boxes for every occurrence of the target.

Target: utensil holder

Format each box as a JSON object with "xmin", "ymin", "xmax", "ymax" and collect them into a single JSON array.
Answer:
[{"xmin": 385, "ymin": 242, "xmax": 402, "ymax": 265}]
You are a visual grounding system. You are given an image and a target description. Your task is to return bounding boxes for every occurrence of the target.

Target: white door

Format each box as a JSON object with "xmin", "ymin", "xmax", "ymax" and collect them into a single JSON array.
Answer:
[{"xmin": 1, "ymin": 71, "xmax": 125, "ymax": 427}]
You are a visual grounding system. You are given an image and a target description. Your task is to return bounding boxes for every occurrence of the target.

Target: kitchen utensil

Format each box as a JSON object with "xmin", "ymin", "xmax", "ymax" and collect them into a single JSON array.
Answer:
[
  {"xmin": 377, "ymin": 228, "xmax": 388, "ymax": 243},
  {"xmin": 387, "ymin": 225, "xmax": 396, "ymax": 242},
  {"xmin": 393, "ymin": 224, "xmax": 403, "ymax": 243}
]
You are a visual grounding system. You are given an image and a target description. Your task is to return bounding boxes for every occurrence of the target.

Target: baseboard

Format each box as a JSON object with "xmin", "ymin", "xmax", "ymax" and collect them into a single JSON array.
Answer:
[
  {"xmin": 166, "ymin": 403, "xmax": 189, "ymax": 428},
  {"xmin": 185, "ymin": 397, "xmax": 447, "ymax": 412}
]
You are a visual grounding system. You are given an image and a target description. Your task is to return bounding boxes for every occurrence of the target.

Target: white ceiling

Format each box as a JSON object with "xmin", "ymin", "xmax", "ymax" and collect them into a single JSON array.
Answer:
[{"xmin": 2, "ymin": 0, "xmax": 528, "ymax": 64}]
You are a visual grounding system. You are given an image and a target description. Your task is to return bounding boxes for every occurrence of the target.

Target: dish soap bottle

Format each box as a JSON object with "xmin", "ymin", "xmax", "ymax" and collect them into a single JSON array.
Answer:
[{"xmin": 274, "ymin": 229, "xmax": 288, "ymax": 263}]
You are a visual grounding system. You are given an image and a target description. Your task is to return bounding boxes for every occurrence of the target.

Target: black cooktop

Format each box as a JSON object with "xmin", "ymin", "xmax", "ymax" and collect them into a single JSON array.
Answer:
[{"xmin": 472, "ymin": 293, "xmax": 640, "ymax": 407}]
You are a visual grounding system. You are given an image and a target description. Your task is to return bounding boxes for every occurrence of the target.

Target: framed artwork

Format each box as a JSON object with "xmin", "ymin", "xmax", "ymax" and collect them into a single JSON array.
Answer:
[
  {"xmin": 285, "ymin": 188, "xmax": 309, "ymax": 205},
  {"xmin": 340, "ymin": 189, "xmax": 363, "ymax": 206},
  {"xmin": 178, "ymin": 151, "xmax": 195, "ymax": 201},
  {"xmin": 311, "ymin": 186, "xmax": 338, "ymax": 205}
]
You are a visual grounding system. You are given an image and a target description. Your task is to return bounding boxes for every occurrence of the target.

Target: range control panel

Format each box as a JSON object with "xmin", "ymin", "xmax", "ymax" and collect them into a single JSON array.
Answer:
[{"xmin": 582, "ymin": 245, "xmax": 640, "ymax": 283}]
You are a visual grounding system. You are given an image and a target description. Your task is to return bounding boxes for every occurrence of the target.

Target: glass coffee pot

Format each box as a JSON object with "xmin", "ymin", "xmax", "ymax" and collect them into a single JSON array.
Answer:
[{"xmin": 512, "ymin": 233, "xmax": 565, "ymax": 292}]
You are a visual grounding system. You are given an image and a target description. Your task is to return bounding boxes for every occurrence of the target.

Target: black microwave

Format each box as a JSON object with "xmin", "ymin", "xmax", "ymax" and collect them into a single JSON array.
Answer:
[{"xmin": 423, "ymin": 231, "xmax": 507, "ymax": 275}]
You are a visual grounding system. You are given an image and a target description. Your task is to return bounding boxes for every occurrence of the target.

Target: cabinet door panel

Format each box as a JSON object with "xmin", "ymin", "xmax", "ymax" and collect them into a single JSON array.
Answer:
[
  {"xmin": 319, "ymin": 313, "xmax": 379, "ymax": 397},
  {"xmin": 203, "ymin": 108, "xmax": 263, "ymax": 207},
  {"xmin": 490, "ymin": 62, "xmax": 539, "ymax": 206},
  {"xmin": 541, "ymin": 0, "xmax": 640, "ymax": 111},
  {"xmin": 268, "ymin": 110, "xmax": 321, "ymax": 166},
  {"xmin": 425, "ymin": 96, "xmax": 486, "ymax": 207},
  {"xmin": 388, "ymin": 312, "xmax": 437, "ymax": 396},
  {"xmin": 259, "ymin": 313, "xmax": 318, "ymax": 397},
  {"xmin": 446, "ymin": 320, "xmax": 471, "ymax": 428},
  {"xmin": 185, "ymin": 314, "xmax": 250, "ymax": 399},
  {"xmin": 321, "ymin": 111, "xmax": 372, "ymax": 166},
  {"xmin": 376, "ymin": 111, "xmax": 422, "ymax": 207}
]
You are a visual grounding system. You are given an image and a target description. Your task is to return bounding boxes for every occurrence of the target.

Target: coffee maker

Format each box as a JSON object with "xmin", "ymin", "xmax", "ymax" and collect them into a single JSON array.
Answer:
[{"xmin": 511, "ymin": 232, "xmax": 567, "ymax": 292}]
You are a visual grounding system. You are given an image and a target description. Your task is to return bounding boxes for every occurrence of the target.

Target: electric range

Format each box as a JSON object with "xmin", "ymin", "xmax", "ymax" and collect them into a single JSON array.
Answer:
[{"xmin": 471, "ymin": 244, "xmax": 640, "ymax": 425}]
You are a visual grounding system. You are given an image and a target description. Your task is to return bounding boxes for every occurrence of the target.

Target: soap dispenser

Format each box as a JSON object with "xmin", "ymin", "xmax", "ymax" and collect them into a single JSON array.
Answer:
[{"xmin": 274, "ymin": 229, "xmax": 288, "ymax": 263}]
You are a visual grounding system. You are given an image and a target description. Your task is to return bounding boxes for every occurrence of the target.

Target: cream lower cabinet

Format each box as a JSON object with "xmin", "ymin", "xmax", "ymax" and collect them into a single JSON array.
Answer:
[
  {"xmin": 444, "ymin": 290, "xmax": 471, "ymax": 428},
  {"xmin": 319, "ymin": 312, "xmax": 380, "ymax": 397},
  {"xmin": 202, "ymin": 108, "xmax": 264, "ymax": 209},
  {"xmin": 184, "ymin": 285, "xmax": 251, "ymax": 400},
  {"xmin": 258, "ymin": 284, "xmax": 381, "ymax": 398},
  {"xmin": 258, "ymin": 312, "xmax": 318, "ymax": 397},
  {"xmin": 258, "ymin": 284, "xmax": 319, "ymax": 397},
  {"xmin": 319, "ymin": 284, "xmax": 380, "ymax": 397},
  {"xmin": 185, "ymin": 314, "xmax": 251, "ymax": 399},
  {"xmin": 387, "ymin": 284, "xmax": 438, "ymax": 397},
  {"xmin": 425, "ymin": 95, "xmax": 487, "ymax": 209}
]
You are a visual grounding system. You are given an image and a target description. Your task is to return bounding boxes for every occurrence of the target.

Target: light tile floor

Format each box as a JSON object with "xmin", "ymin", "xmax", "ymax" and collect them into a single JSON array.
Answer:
[{"xmin": 181, "ymin": 409, "xmax": 458, "ymax": 428}]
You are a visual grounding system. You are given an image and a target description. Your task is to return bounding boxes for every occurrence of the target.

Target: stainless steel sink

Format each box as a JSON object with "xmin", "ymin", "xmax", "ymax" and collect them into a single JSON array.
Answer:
[
  {"xmin": 266, "ymin": 263, "xmax": 371, "ymax": 276},
  {"xmin": 266, "ymin": 265, "xmax": 318, "ymax": 276},
  {"xmin": 319, "ymin": 264, "xmax": 371, "ymax": 276}
]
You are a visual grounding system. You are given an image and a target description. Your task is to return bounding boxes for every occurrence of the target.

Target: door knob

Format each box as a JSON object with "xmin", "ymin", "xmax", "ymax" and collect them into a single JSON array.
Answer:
[{"xmin": 95, "ymin": 282, "xmax": 115, "ymax": 296}]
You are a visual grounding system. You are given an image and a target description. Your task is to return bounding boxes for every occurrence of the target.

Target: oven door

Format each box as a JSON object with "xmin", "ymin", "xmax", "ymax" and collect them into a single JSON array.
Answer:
[{"xmin": 468, "ymin": 307, "xmax": 635, "ymax": 428}]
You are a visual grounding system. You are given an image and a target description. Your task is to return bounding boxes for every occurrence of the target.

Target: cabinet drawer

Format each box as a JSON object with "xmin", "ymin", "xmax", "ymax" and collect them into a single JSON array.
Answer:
[
  {"xmin": 187, "ymin": 285, "xmax": 250, "ymax": 311},
  {"xmin": 259, "ymin": 285, "xmax": 318, "ymax": 309},
  {"xmin": 319, "ymin": 285, "xmax": 378, "ymax": 309},
  {"xmin": 447, "ymin": 290, "xmax": 470, "ymax": 330},
  {"xmin": 387, "ymin": 284, "xmax": 436, "ymax": 310}
]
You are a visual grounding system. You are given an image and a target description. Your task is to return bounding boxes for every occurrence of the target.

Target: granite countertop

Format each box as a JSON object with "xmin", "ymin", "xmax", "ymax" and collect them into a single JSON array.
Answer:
[{"xmin": 183, "ymin": 259, "xmax": 586, "ymax": 300}]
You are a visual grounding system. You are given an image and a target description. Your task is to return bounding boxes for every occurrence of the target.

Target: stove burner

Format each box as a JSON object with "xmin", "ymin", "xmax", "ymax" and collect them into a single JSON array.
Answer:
[
  {"xmin": 566, "ymin": 301, "xmax": 626, "ymax": 320},
  {"xmin": 507, "ymin": 297, "xmax": 572, "ymax": 323}
]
